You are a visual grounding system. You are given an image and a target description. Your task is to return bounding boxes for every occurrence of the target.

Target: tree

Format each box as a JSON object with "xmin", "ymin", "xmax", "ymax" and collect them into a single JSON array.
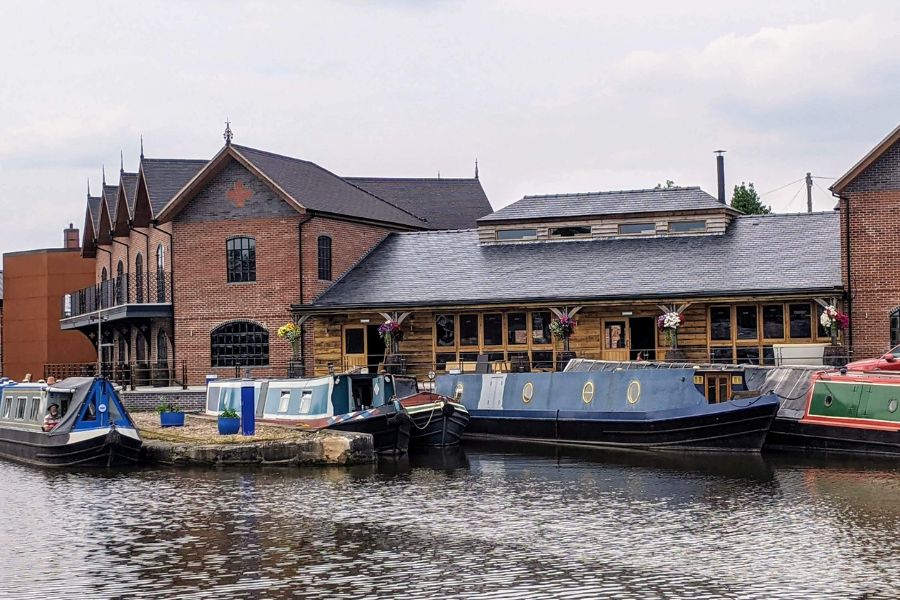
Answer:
[{"xmin": 730, "ymin": 182, "xmax": 770, "ymax": 214}]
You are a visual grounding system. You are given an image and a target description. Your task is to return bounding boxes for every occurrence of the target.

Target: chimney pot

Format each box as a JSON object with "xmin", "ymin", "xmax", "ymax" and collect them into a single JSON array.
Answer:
[{"xmin": 714, "ymin": 150, "xmax": 726, "ymax": 204}]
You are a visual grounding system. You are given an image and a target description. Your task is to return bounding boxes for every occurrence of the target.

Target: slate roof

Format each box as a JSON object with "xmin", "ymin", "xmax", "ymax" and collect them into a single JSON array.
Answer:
[
  {"xmin": 346, "ymin": 177, "xmax": 493, "ymax": 230},
  {"xmin": 141, "ymin": 158, "xmax": 208, "ymax": 216},
  {"xmin": 308, "ymin": 212, "xmax": 841, "ymax": 309},
  {"xmin": 102, "ymin": 184, "xmax": 119, "ymax": 224},
  {"xmin": 479, "ymin": 186, "xmax": 726, "ymax": 223},
  {"xmin": 120, "ymin": 171, "xmax": 138, "ymax": 217},
  {"xmin": 87, "ymin": 195, "xmax": 102, "ymax": 230},
  {"xmin": 232, "ymin": 145, "xmax": 427, "ymax": 229}
]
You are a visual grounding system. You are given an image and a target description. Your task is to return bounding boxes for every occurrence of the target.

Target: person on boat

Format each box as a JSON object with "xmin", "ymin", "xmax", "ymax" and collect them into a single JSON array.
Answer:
[{"xmin": 42, "ymin": 404, "xmax": 60, "ymax": 432}]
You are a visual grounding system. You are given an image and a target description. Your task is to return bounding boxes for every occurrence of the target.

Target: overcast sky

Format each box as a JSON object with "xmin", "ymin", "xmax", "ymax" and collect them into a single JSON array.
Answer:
[{"xmin": 1, "ymin": 0, "xmax": 899, "ymax": 255}]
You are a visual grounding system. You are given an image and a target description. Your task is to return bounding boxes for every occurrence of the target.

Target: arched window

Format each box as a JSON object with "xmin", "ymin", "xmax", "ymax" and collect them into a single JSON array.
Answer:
[
  {"xmin": 116, "ymin": 260, "xmax": 125, "ymax": 303},
  {"xmin": 135, "ymin": 253, "xmax": 144, "ymax": 303},
  {"xmin": 101, "ymin": 267, "xmax": 108, "ymax": 282},
  {"xmin": 226, "ymin": 236, "xmax": 256, "ymax": 283},
  {"xmin": 117, "ymin": 334, "xmax": 127, "ymax": 364},
  {"xmin": 157, "ymin": 330, "xmax": 169, "ymax": 366},
  {"xmin": 317, "ymin": 236, "xmax": 332, "ymax": 281},
  {"xmin": 211, "ymin": 321, "xmax": 269, "ymax": 367},
  {"xmin": 135, "ymin": 331, "xmax": 148, "ymax": 362},
  {"xmin": 891, "ymin": 308, "xmax": 900, "ymax": 349},
  {"xmin": 156, "ymin": 244, "xmax": 166, "ymax": 302}
]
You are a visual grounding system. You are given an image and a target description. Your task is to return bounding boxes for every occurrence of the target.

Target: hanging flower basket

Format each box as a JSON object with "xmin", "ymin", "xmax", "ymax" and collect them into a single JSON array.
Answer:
[
  {"xmin": 819, "ymin": 305, "xmax": 849, "ymax": 345},
  {"xmin": 657, "ymin": 311, "xmax": 685, "ymax": 349},
  {"xmin": 378, "ymin": 320, "xmax": 403, "ymax": 354},
  {"xmin": 278, "ymin": 322, "xmax": 303, "ymax": 360},
  {"xmin": 550, "ymin": 315, "xmax": 577, "ymax": 352}
]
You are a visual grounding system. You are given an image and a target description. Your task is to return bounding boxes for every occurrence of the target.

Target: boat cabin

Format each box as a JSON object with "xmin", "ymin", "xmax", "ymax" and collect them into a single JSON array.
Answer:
[{"xmin": 206, "ymin": 374, "xmax": 419, "ymax": 419}]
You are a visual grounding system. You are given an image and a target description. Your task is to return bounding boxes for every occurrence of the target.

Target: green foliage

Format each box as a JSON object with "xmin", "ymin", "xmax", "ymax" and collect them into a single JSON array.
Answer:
[
  {"xmin": 654, "ymin": 179, "xmax": 675, "ymax": 189},
  {"xmin": 220, "ymin": 407, "xmax": 239, "ymax": 419},
  {"xmin": 156, "ymin": 401, "xmax": 180, "ymax": 414},
  {"xmin": 731, "ymin": 182, "xmax": 771, "ymax": 215}
]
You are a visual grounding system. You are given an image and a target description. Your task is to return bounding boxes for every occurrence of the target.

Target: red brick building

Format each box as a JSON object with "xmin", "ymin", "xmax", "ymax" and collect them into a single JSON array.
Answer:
[
  {"xmin": 832, "ymin": 123, "xmax": 900, "ymax": 359},
  {"xmin": 59, "ymin": 134, "xmax": 492, "ymax": 385}
]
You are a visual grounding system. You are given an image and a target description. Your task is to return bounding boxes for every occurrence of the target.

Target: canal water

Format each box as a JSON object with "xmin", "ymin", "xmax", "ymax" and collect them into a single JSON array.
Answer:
[{"xmin": 1, "ymin": 444, "xmax": 898, "ymax": 600}]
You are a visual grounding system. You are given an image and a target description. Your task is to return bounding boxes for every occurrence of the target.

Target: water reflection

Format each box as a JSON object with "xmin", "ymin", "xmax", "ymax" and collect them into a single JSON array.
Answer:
[{"xmin": 0, "ymin": 446, "xmax": 897, "ymax": 599}]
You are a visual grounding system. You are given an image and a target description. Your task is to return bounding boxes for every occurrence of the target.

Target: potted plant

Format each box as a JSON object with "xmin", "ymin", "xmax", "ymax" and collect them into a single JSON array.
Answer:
[
  {"xmin": 157, "ymin": 401, "xmax": 185, "ymax": 427},
  {"xmin": 658, "ymin": 310, "xmax": 686, "ymax": 361},
  {"xmin": 820, "ymin": 304, "xmax": 850, "ymax": 366},
  {"xmin": 218, "ymin": 407, "xmax": 241, "ymax": 435}
]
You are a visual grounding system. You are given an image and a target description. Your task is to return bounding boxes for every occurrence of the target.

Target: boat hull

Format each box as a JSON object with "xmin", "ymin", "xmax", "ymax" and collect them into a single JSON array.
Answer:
[
  {"xmin": 400, "ymin": 393, "xmax": 470, "ymax": 447},
  {"xmin": 0, "ymin": 426, "xmax": 142, "ymax": 468},
  {"xmin": 327, "ymin": 410, "xmax": 411, "ymax": 455},
  {"xmin": 465, "ymin": 398, "xmax": 779, "ymax": 452},
  {"xmin": 765, "ymin": 417, "xmax": 900, "ymax": 456}
]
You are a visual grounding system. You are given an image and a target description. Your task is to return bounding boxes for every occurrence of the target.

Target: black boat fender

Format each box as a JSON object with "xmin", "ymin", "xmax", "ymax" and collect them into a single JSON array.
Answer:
[{"xmin": 441, "ymin": 400, "xmax": 455, "ymax": 418}]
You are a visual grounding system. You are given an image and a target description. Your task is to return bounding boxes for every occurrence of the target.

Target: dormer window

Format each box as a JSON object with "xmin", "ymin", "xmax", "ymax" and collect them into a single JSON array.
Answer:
[
  {"xmin": 496, "ymin": 228, "xmax": 537, "ymax": 241},
  {"xmin": 669, "ymin": 220, "xmax": 706, "ymax": 233},
  {"xmin": 618, "ymin": 223, "xmax": 655, "ymax": 235},
  {"xmin": 550, "ymin": 226, "xmax": 591, "ymax": 238}
]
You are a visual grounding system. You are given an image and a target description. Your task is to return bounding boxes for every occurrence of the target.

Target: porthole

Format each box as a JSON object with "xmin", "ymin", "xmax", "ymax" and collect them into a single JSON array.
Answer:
[
  {"xmin": 582, "ymin": 381, "xmax": 595, "ymax": 404},
  {"xmin": 522, "ymin": 382, "xmax": 534, "ymax": 404},
  {"xmin": 889, "ymin": 399, "xmax": 898, "ymax": 413},
  {"xmin": 823, "ymin": 395, "xmax": 833, "ymax": 408},
  {"xmin": 627, "ymin": 380, "xmax": 641, "ymax": 405}
]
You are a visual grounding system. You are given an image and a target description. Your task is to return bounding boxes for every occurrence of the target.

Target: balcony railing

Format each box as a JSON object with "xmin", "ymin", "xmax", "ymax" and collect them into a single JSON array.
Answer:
[{"xmin": 61, "ymin": 271, "xmax": 172, "ymax": 319}]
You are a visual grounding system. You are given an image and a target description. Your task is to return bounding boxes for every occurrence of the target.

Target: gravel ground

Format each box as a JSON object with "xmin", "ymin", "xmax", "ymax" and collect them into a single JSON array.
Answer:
[{"xmin": 132, "ymin": 412, "xmax": 323, "ymax": 444}]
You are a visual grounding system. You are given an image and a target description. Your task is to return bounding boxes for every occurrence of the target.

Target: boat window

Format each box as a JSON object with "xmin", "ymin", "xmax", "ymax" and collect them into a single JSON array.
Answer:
[
  {"xmin": 531, "ymin": 311, "xmax": 552, "ymax": 345},
  {"xmin": 891, "ymin": 308, "xmax": 900, "ymax": 348},
  {"xmin": 507, "ymin": 313, "xmax": 527, "ymax": 345},
  {"xmin": 710, "ymin": 306, "xmax": 731, "ymax": 341},
  {"xmin": 15, "ymin": 397, "xmax": 27, "ymax": 419},
  {"xmin": 736, "ymin": 305, "xmax": 758, "ymax": 339},
  {"xmin": 762, "ymin": 305, "xmax": 785, "ymax": 339},
  {"xmin": 550, "ymin": 226, "xmax": 591, "ymax": 238},
  {"xmin": 618, "ymin": 222, "xmax": 655, "ymax": 235},
  {"xmin": 299, "ymin": 390, "xmax": 313, "ymax": 414},
  {"xmin": 789, "ymin": 303, "xmax": 812, "ymax": 339},
  {"xmin": 278, "ymin": 390, "xmax": 291, "ymax": 413},
  {"xmin": 28, "ymin": 398, "xmax": 40, "ymax": 421},
  {"xmin": 496, "ymin": 228, "xmax": 537, "ymax": 241},
  {"xmin": 2, "ymin": 397, "xmax": 12, "ymax": 419},
  {"xmin": 83, "ymin": 399, "xmax": 97, "ymax": 421},
  {"xmin": 483, "ymin": 314, "xmax": 503, "ymax": 346},
  {"xmin": 435, "ymin": 314, "xmax": 455, "ymax": 347},
  {"xmin": 459, "ymin": 314, "xmax": 479, "ymax": 347}
]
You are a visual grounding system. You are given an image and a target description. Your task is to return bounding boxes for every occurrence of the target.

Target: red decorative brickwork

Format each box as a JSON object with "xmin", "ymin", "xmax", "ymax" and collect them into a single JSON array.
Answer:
[{"xmin": 226, "ymin": 180, "xmax": 253, "ymax": 208}]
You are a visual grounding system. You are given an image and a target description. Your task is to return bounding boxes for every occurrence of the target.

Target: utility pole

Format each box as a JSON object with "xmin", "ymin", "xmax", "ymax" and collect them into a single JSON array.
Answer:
[{"xmin": 806, "ymin": 172, "xmax": 813, "ymax": 213}]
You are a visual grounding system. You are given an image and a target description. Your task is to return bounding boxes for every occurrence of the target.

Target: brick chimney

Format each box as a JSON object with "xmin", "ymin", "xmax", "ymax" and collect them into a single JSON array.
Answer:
[{"xmin": 64, "ymin": 222, "xmax": 80, "ymax": 249}]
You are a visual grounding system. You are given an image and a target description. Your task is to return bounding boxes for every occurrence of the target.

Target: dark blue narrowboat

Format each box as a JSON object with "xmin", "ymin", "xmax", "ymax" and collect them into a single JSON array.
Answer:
[
  {"xmin": 435, "ymin": 361, "xmax": 779, "ymax": 451},
  {"xmin": 0, "ymin": 377, "xmax": 142, "ymax": 468}
]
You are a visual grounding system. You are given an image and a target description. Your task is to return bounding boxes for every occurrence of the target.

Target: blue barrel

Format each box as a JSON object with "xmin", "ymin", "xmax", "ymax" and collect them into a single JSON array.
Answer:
[{"xmin": 240, "ymin": 381, "xmax": 255, "ymax": 436}]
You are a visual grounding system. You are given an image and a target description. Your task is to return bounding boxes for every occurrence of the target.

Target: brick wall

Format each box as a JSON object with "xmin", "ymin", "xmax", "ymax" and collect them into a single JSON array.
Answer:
[
  {"xmin": 840, "ymin": 139, "xmax": 900, "ymax": 359},
  {"xmin": 120, "ymin": 390, "xmax": 206, "ymax": 412}
]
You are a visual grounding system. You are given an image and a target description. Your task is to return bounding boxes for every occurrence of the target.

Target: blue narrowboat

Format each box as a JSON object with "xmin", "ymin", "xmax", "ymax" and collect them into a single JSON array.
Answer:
[
  {"xmin": 206, "ymin": 373, "xmax": 414, "ymax": 454},
  {"xmin": 0, "ymin": 377, "xmax": 142, "ymax": 467},
  {"xmin": 435, "ymin": 361, "xmax": 779, "ymax": 451}
]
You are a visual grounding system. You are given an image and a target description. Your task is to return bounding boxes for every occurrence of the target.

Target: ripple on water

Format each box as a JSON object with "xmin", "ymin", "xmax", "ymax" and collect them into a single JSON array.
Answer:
[{"xmin": 0, "ymin": 445, "xmax": 898, "ymax": 599}]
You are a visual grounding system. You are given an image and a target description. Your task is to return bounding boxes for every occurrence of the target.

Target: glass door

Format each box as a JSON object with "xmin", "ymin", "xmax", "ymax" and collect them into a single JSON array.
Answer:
[
  {"xmin": 705, "ymin": 374, "xmax": 731, "ymax": 404},
  {"xmin": 602, "ymin": 320, "xmax": 629, "ymax": 361}
]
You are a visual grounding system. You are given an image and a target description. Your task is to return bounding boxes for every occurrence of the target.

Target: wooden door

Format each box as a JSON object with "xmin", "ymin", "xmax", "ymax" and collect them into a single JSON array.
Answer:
[
  {"xmin": 343, "ymin": 326, "xmax": 367, "ymax": 371},
  {"xmin": 602, "ymin": 319, "xmax": 629, "ymax": 361},
  {"xmin": 705, "ymin": 374, "xmax": 731, "ymax": 404}
]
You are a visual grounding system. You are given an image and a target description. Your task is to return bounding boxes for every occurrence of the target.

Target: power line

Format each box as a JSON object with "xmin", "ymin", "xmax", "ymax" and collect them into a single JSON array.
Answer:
[
  {"xmin": 784, "ymin": 180, "xmax": 806, "ymax": 210},
  {"xmin": 760, "ymin": 177, "xmax": 805, "ymax": 197}
]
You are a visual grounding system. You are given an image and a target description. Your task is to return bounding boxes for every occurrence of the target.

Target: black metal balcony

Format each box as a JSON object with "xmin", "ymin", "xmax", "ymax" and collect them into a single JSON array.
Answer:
[{"xmin": 60, "ymin": 271, "xmax": 173, "ymax": 325}]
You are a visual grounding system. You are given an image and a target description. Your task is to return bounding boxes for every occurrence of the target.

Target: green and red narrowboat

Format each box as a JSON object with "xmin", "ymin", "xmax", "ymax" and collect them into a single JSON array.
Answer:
[{"xmin": 763, "ymin": 369, "xmax": 900, "ymax": 456}]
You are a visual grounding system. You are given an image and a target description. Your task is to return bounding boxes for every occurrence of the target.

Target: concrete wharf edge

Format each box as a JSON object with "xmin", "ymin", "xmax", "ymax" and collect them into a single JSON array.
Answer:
[{"xmin": 140, "ymin": 429, "xmax": 376, "ymax": 467}]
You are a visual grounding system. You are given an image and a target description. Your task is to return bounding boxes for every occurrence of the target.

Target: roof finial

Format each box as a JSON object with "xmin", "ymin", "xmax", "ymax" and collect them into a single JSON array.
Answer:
[
  {"xmin": 140, "ymin": 135, "xmax": 144, "ymax": 159},
  {"xmin": 437, "ymin": 170, "xmax": 441, "ymax": 179},
  {"xmin": 224, "ymin": 119, "xmax": 233, "ymax": 146},
  {"xmin": 102, "ymin": 164, "xmax": 106, "ymax": 186},
  {"xmin": 87, "ymin": 177, "xmax": 91, "ymax": 198},
  {"xmin": 474, "ymin": 157, "xmax": 479, "ymax": 180},
  {"xmin": 120, "ymin": 150, "xmax": 124, "ymax": 173}
]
